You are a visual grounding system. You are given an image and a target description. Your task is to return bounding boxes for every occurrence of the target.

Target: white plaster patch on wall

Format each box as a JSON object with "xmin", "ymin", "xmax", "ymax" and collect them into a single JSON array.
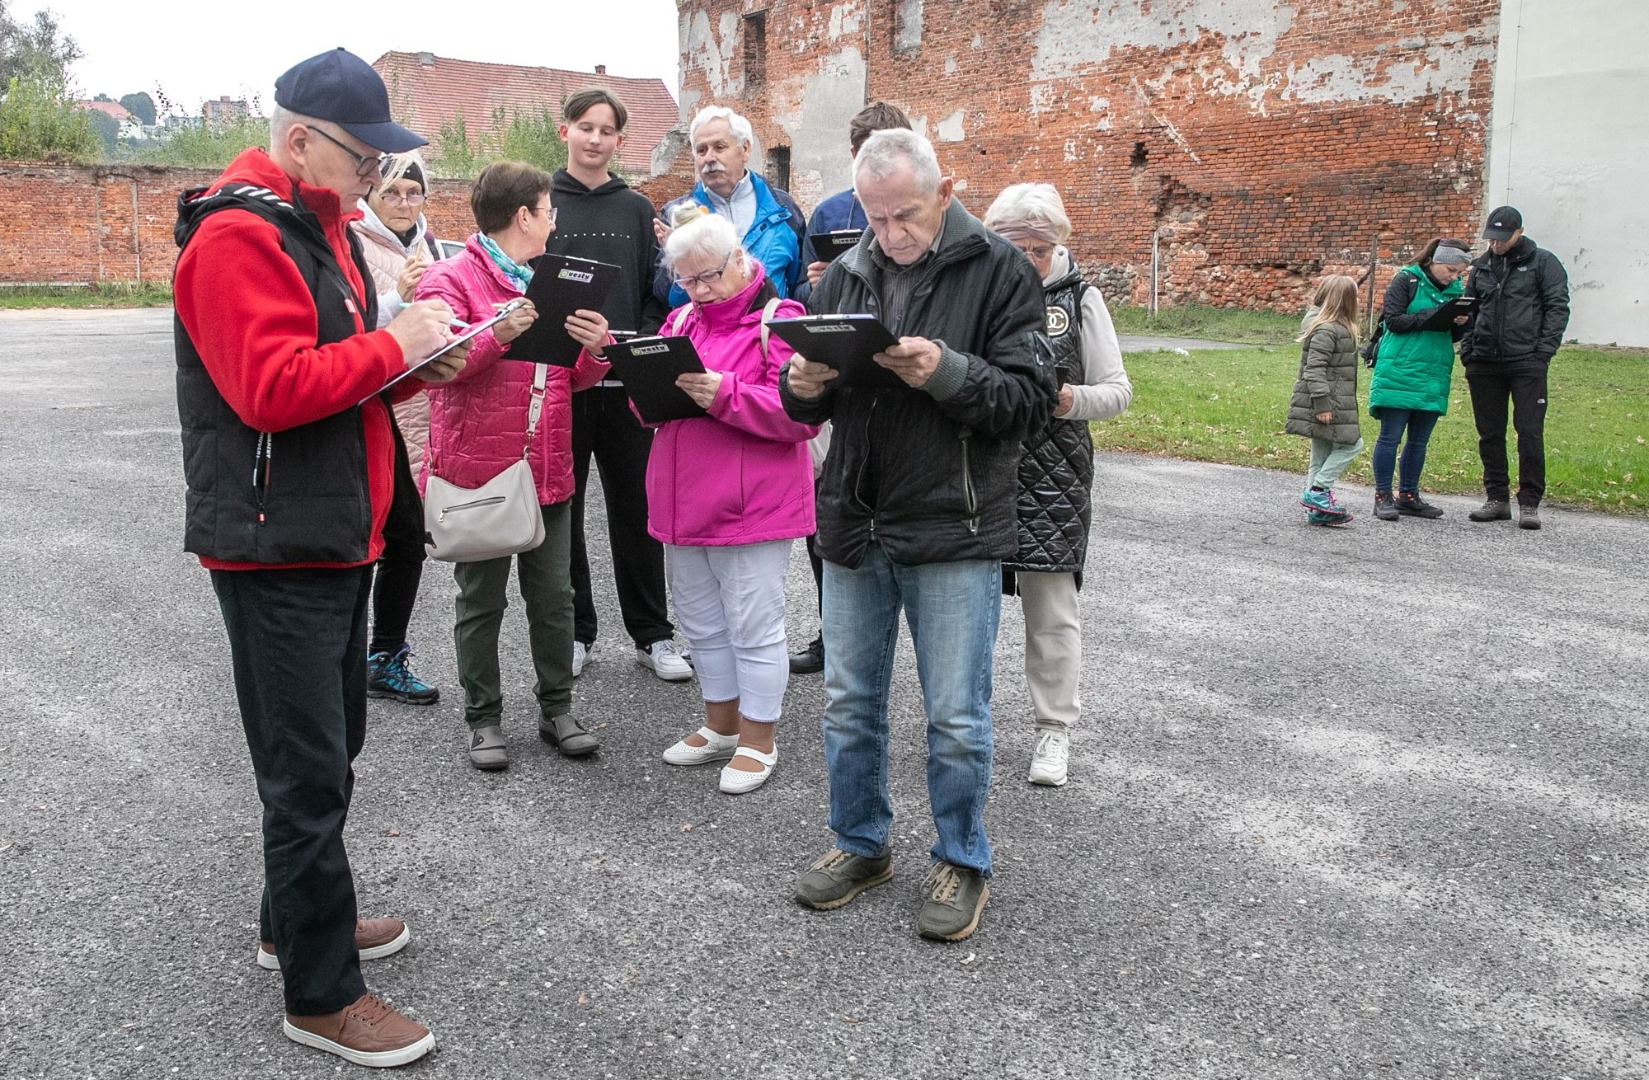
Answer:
[
  {"xmin": 784, "ymin": 47, "xmax": 872, "ymax": 206},
  {"xmin": 972, "ymin": 33, "xmax": 983, "ymax": 48},
  {"xmin": 1030, "ymin": 0, "xmax": 1298, "ymax": 85},
  {"xmin": 1280, "ymin": 35, "xmax": 1492, "ymax": 105},
  {"xmin": 682, "ymin": 8, "xmax": 742, "ymax": 104},
  {"xmin": 936, "ymin": 109, "xmax": 967, "ymax": 142},
  {"xmin": 1063, "ymin": 137, "xmax": 1081, "ymax": 161},
  {"xmin": 828, "ymin": 2, "xmax": 864, "ymax": 40},
  {"xmin": 946, "ymin": 55, "xmax": 957, "ymax": 74}
]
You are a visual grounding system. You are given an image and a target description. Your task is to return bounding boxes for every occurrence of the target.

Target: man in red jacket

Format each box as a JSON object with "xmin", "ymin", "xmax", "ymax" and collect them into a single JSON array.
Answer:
[{"xmin": 174, "ymin": 49, "xmax": 462, "ymax": 1068}]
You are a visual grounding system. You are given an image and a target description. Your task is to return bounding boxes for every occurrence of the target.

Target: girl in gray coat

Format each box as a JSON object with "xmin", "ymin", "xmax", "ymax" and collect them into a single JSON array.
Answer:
[{"xmin": 1286, "ymin": 275, "xmax": 1364, "ymax": 524}]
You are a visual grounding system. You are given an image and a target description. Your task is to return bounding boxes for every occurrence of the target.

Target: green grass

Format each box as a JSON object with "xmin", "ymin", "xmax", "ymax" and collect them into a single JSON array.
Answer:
[
  {"xmin": 0, "ymin": 282, "xmax": 173, "ymax": 309},
  {"xmin": 1097, "ymin": 344, "xmax": 1649, "ymax": 515},
  {"xmin": 1109, "ymin": 303, "xmax": 1302, "ymax": 346}
]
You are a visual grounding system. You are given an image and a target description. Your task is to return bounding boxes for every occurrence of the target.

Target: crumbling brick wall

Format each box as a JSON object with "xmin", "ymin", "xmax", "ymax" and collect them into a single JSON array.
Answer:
[{"xmin": 675, "ymin": 0, "xmax": 1501, "ymax": 312}]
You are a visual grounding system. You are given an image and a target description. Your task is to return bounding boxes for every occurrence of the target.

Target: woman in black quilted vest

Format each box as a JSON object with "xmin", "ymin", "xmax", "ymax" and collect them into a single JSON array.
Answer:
[{"xmin": 984, "ymin": 184, "xmax": 1133, "ymax": 789}]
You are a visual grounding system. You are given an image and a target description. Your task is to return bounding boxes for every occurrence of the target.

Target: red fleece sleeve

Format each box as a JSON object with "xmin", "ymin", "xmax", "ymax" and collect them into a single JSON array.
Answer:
[{"xmin": 175, "ymin": 209, "xmax": 407, "ymax": 433}]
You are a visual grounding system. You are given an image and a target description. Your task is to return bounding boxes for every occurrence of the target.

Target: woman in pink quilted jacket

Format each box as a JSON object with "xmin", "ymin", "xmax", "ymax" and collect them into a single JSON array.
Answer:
[
  {"xmin": 650, "ymin": 213, "xmax": 818, "ymax": 794},
  {"xmin": 416, "ymin": 162, "xmax": 611, "ymax": 772}
]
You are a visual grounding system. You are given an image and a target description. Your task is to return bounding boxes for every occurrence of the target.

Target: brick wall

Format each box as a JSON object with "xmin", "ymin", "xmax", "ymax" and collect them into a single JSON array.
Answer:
[
  {"xmin": 0, "ymin": 163, "xmax": 693, "ymax": 287},
  {"xmin": 675, "ymin": 0, "xmax": 1503, "ymax": 312}
]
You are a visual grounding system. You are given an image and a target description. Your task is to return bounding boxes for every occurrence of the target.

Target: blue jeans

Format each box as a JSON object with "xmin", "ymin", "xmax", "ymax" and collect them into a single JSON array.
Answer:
[
  {"xmin": 820, "ymin": 547, "xmax": 1001, "ymax": 876},
  {"xmin": 1371, "ymin": 408, "xmax": 1442, "ymax": 495}
]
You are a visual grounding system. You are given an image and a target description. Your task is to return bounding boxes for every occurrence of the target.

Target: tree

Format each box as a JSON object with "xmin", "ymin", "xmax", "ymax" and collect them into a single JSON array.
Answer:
[
  {"xmin": 84, "ymin": 102, "xmax": 115, "ymax": 151},
  {"xmin": 0, "ymin": 2, "xmax": 81, "ymax": 88},
  {"xmin": 119, "ymin": 91, "xmax": 154, "ymax": 125},
  {"xmin": 0, "ymin": 70, "xmax": 95, "ymax": 161}
]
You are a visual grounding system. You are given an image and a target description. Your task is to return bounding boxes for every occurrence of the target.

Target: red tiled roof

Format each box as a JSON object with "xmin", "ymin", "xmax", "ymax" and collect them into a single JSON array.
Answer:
[
  {"xmin": 77, "ymin": 100, "xmax": 133, "ymax": 122},
  {"xmin": 372, "ymin": 52, "xmax": 678, "ymax": 177}
]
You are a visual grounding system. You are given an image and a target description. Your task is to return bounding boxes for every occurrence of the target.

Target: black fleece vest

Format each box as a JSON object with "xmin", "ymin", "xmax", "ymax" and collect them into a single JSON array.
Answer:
[
  {"xmin": 174, "ymin": 184, "xmax": 379, "ymax": 564},
  {"xmin": 1006, "ymin": 269, "xmax": 1094, "ymax": 575}
]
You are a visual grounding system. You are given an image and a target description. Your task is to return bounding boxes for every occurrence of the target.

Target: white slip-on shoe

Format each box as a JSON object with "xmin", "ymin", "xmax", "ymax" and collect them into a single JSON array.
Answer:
[
  {"xmin": 637, "ymin": 640, "xmax": 693, "ymax": 682},
  {"xmin": 1028, "ymin": 729, "xmax": 1070, "ymax": 787},
  {"xmin": 662, "ymin": 725, "xmax": 739, "ymax": 765},
  {"xmin": 571, "ymin": 640, "xmax": 594, "ymax": 678},
  {"xmin": 719, "ymin": 745, "xmax": 777, "ymax": 794}
]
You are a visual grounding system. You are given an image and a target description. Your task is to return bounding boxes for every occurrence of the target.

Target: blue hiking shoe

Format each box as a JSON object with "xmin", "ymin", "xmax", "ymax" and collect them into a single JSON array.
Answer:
[
  {"xmin": 368, "ymin": 645, "xmax": 440, "ymax": 705},
  {"xmin": 1306, "ymin": 507, "xmax": 1354, "ymax": 526},
  {"xmin": 1300, "ymin": 487, "xmax": 1351, "ymax": 521}
]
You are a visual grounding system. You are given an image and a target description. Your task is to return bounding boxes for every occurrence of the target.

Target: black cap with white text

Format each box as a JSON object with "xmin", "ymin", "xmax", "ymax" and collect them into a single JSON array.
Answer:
[{"xmin": 1482, "ymin": 206, "xmax": 1523, "ymax": 242}]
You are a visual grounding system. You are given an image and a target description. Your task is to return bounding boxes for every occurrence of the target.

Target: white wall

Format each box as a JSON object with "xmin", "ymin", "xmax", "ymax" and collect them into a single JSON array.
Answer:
[{"xmin": 1487, "ymin": 0, "xmax": 1649, "ymax": 346}]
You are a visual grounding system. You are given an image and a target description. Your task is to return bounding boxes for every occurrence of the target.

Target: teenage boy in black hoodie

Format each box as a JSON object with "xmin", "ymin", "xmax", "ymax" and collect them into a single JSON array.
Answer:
[
  {"xmin": 1459, "ymin": 205, "xmax": 1570, "ymax": 531},
  {"xmin": 550, "ymin": 88, "xmax": 688, "ymax": 681}
]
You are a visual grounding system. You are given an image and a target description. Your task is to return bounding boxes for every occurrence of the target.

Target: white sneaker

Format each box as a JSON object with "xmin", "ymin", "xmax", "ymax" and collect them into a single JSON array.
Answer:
[
  {"xmin": 571, "ymin": 640, "xmax": 593, "ymax": 678},
  {"xmin": 637, "ymin": 640, "xmax": 693, "ymax": 682},
  {"xmin": 1028, "ymin": 729, "xmax": 1069, "ymax": 787}
]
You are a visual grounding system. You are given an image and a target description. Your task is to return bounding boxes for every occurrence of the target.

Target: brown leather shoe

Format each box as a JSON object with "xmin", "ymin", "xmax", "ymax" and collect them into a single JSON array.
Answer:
[
  {"xmin": 257, "ymin": 917, "xmax": 411, "ymax": 971},
  {"xmin": 284, "ymin": 992, "xmax": 434, "ymax": 1068}
]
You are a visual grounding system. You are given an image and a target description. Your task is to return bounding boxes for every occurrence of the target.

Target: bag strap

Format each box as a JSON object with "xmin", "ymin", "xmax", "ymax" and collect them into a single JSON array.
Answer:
[
  {"xmin": 522, "ymin": 363, "xmax": 548, "ymax": 458},
  {"xmin": 669, "ymin": 304, "xmax": 692, "ymax": 336},
  {"xmin": 758, "ymin": 296, "xmax": 781, "ymax": 361}
]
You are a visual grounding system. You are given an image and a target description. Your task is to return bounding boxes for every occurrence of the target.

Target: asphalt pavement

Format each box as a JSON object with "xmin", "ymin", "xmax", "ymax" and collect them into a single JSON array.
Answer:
[{"xmin": 2, "ymin": 308, "xmax": 1645, "ymax": 1079}]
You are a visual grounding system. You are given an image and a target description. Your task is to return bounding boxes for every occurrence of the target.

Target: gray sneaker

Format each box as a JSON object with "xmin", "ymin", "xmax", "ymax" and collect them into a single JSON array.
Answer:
[
  {"xmin": 467, "ymin": 724, "xmax": 508, "ymax": 771},
  {"xmin": 794, "ymin": 847, "xmax": 893, "ymax": 910},
  {"xmin": 1518, "ymin": 503, "xmax": 1542, "ymax": 530},
  {"xmin": 916, "ymin": 862, "xmax": 989, "ymax": 942},
  {"xmin": 1468, "ymin": 498, "xmax": 1512, "ymax": 522},
  {"xmin": 539, "ymin": 713, "xmax": 600, "ymax": 757}
]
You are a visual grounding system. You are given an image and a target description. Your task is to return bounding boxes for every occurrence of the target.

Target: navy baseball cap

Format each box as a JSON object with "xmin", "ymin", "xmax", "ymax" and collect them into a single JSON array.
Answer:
[
  {"xmin": 274, "ymin": 48, "xmax": 425, "ymax": 153},
  {"xmin": 1482, "ymin": 205, "xmax": 1523, "ymax": 242}
]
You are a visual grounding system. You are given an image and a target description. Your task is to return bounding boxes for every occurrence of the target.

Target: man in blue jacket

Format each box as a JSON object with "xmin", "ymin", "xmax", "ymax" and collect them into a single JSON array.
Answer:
[{"xmin": 654, "ymin": 105, "xmax": 806, "ymax": 307}]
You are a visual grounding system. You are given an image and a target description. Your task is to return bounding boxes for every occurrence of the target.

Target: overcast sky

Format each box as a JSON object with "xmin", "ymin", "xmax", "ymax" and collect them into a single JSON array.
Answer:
[{"xmin": 58, "ymin": 0, "xmax": 683, "ymax": 112}]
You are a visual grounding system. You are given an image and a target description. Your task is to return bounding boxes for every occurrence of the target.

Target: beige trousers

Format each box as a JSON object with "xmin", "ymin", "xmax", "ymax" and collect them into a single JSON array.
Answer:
[{"xmin": 1016, "ymin": 571, "xmax": 1081, "ymax": 732}]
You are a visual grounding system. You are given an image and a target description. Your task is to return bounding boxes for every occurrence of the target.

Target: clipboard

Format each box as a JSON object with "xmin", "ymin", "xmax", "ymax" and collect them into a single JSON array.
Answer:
[
  {"xmin": 603, "ymin": 335, "xmax": 710, "ymax": 423},
  {"xmin": 765, "ymin": 314, "xmax": 906, "ymax": 391},
  {"xmin": 365, "ymin": 298, "xmax": 525, "ymax": 404},
  {"xmin": 506, "ymin": 253, "xmax": 622, "ymax": 366},
  {"xmin": 814, "ymin": 229, "xmax": 863, "ymax": 263},
  {"xmin": 1419, "ymin": 295, "xmax": 1476, "ymax": 333}
]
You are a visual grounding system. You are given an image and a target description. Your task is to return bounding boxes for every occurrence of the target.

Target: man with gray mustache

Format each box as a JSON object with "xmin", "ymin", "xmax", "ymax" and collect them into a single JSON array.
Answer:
[{"xmin": 654, "ymin": 105, "xmax": 808, "ymax": 308}]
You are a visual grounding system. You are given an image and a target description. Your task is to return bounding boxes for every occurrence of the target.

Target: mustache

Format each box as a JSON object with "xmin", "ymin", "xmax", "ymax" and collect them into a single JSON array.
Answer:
[{"xmin": 700, "ymin": 162, "xmax": 727, "ymax": 174}]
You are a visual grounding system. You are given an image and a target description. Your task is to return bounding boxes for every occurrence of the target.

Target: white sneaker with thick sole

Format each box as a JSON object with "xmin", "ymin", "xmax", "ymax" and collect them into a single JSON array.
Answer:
[
  {"xmin": 638, "ymin": 640, "xmax": 693, "ymax": 682},
  {"xmin": 1028, "ymin": 729, "xmax": 1070, "ymax": 787},
  {"xmin": 662, "ymin": 725, "xmax": 738, "ymax": 765},
  {"xmin": 719, "ymin": 745, "xmax": 777, "ymax": 794},
  {"xmin": 571, "ymin": 640, "xmax": 594, "ymax": 678}
]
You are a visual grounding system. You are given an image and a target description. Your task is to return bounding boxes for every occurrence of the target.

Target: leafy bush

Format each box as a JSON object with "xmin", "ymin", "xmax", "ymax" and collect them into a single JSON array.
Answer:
[
  {"xmin": 428, "ymin": 106, "xmax": 568, "ymax": 179},
  {"xmin": 128, "ymin": 112, "xmax": 267, "ymax": 168},
  {"xmin": 0, "ymin": 71, "xmax": 95, "ymax": 162}
]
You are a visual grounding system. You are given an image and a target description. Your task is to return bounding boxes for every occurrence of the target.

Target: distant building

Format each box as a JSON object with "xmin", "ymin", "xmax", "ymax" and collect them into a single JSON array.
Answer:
[
  {"xmin": 371, "ymin": 51, "xmax": 678, "ymax": 177},
  {"xmin": 201, "ymin": 97, "xmax": 252, "ymax": 123},
  {"xmin": 75, "ymin": 100, "xmax": 145, "ymax": 141}
]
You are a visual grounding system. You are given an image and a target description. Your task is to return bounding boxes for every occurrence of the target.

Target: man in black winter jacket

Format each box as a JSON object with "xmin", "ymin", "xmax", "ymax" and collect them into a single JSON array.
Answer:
[
  {"xmin": 781, "ymin": 129, "xmax": 1053, "ymax": 942},
  {"xmin": 549, "ymin": 88, "xmax": 689, "ymax": 682},
  {"xmin": 1460, "ymin": 206, "xmax": 1570, "ymax": 529}
]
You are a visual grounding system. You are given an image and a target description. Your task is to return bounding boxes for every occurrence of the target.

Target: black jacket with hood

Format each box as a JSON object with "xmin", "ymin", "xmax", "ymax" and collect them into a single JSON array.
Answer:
[
  {"xmin": 547, "ymin": 169, "xmax": 669, "ymax": 337},
  {"xmin": 778, "ymin": 197, "xmax": 1054, "ymax": 568},
  {"xmin": 1460, "ymin": 235, "xmax": 1570, "ymax": 365}
]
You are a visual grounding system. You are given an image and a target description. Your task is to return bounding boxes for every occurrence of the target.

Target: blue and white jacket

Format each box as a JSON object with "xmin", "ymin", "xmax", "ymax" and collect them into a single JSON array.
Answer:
[{"xmin": 655, "ymin": 172, "xmax": 808, "ymax": 308}]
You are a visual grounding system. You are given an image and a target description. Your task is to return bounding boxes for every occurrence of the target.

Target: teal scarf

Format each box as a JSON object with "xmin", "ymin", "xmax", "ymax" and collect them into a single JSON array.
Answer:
[{"xmin": 477, "ymin": 233, "xmax": 533, "ymax": 294}]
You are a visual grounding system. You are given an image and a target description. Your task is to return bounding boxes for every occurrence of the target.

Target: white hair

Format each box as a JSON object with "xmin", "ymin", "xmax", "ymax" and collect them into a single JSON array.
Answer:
[
  {"xmin": 983, "ymin": 183, "xmax": 1072, "ymax": 245},
  {"xmin": 270, "ymin": 105, "xmax": 302, "ymax": 145},
  {"xmin": 378, "ymin": 149, "xmax": 427, "ymax": 189},
  {"xmin": 689, "ymin": 105, "xmax": 753, "ymax": 148},
  {"xmin": 853, "ymin": 129, "xmax": 942, "ymax": 194},
  {"xmin": 663, "ymin": 211, "xmax": 747, "ymax": 276}
]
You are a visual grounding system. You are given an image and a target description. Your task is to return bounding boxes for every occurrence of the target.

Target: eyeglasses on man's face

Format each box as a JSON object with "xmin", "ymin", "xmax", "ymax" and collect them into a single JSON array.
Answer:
[
  {"xmin": 308, "ymin": 125, "xmax": 383, "ymax": 180},
  {"xmin": 673, "ymin": 253, "xmax": 732, "ymax": 289}
]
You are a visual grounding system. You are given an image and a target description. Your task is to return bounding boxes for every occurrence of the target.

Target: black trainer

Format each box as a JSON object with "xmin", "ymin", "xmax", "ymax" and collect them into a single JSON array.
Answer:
[
  {"xmin": 788, "ymin": 637, "xmax": 824, "ymax": 675},
  {"xmin": 794, "ymin": 847, "xmax": 892, "ymax": 910},
  {"xmin": 1373, "ymin": 493, "xmax": 1400, "ymax": 521},
  {"xmin": 1395, "ymin": 493, "xmax": 1444, "ymax": 519}
]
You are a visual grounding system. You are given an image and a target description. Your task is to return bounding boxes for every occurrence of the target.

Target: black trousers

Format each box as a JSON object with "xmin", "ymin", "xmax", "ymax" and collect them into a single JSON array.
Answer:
[
  {"xmin": 569, "ymin": 386, "xmax": 672, "ymax": 648},
  {"xmin": 212, "ymin": 566, "xmax": 372, "ymax": 1016},
  {"xmin": 1465, "ymin": 358, "xmax": 1549, "ymax": 506},
  {"xmin": 370, "ymin": 429, "xmax": 426, "ymax": 655}
]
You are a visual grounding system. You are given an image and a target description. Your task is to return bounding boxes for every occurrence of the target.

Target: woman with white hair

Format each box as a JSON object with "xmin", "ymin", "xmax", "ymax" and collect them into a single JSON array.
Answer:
[
  {"xmin": 648, "ymin": 212, "xmax": 819, "ymax": 794},
  {"xmin": 983, "ymin": 182, "xmax": 1133, "ymax": 788},
  {"xmin": 350, "ymin": 150, "xmax": 442, "ymax": 706}
]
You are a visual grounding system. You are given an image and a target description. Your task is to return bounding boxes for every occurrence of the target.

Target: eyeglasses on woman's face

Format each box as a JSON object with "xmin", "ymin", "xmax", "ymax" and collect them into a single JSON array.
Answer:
[
  {"xmin": 307, "ymin": 124, "xmax": 383, "ymax": 180},
  {"xmin": 673, "ymin": 253, "xmax": 732, "ymax": 290},
  {"xmin": 381, "ymin": 190, "xmax": 426, "ymax": 208},
  {"xmin": 528, "ymin": 203, "xmax": 558, "ymax": 227},
  {"xmin": 1014, "ymin": 242, "xmax": 1054, "ymax": 262}
]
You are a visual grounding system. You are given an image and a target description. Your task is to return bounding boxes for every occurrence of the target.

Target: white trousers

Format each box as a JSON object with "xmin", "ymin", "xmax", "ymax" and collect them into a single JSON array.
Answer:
[
  {"xmin": 1016, "ymin": 571, "xmax": 1081, "ymax": 732},
  {"xmin": 665, "ymin": 540, "xmax": 793, "ymax": 722}
]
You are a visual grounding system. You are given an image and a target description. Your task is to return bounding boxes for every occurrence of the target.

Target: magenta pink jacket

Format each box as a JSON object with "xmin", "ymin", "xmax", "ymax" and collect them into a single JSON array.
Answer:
[
  {"xmin": 416, "ymin": 236, "xmax": 609, "ymax": 505},
  {"xmin": 646, "ymin": 268, "xmax": 818, "ymax": 546}
]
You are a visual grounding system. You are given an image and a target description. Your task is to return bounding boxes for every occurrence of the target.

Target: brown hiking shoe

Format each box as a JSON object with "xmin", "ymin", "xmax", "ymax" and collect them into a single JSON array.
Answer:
[
  {"xmin": 283, "ymin": 992, "xmax": 434, "ymax": 1068},
  {"xmin": 257, "ymin": 917, "xmax": 411, "ymax": 971}
]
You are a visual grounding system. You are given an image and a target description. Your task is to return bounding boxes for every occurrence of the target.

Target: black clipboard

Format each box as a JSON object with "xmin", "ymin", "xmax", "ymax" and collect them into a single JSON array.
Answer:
[
  {"xmin": 364, "ymin": 298, "xmax": 525, "ymax": 404},
  {"xmin": 1419, "ymin": 295, "xmax": 1476, "ymax": 333},
  {"xmin": 765, "ymin": 314, "xmax": 905, "ymax": 391},
  {"xmin": 603, "ymin": 336, "xmax": 710, "ymax": 423},
  {"xmin": 814, "ymin": 229, "xmax": 863, "ymax": 263},
  {"xmin": 506, "ymin": 253, "xmax": 622, "ymax": 366}
]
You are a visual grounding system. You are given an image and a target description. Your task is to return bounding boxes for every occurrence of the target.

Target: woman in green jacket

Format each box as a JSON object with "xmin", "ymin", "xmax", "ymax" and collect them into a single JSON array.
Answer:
[{"xmin": 1367, "ymin": 238, "xmax": 1471, "ymax": 520}]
